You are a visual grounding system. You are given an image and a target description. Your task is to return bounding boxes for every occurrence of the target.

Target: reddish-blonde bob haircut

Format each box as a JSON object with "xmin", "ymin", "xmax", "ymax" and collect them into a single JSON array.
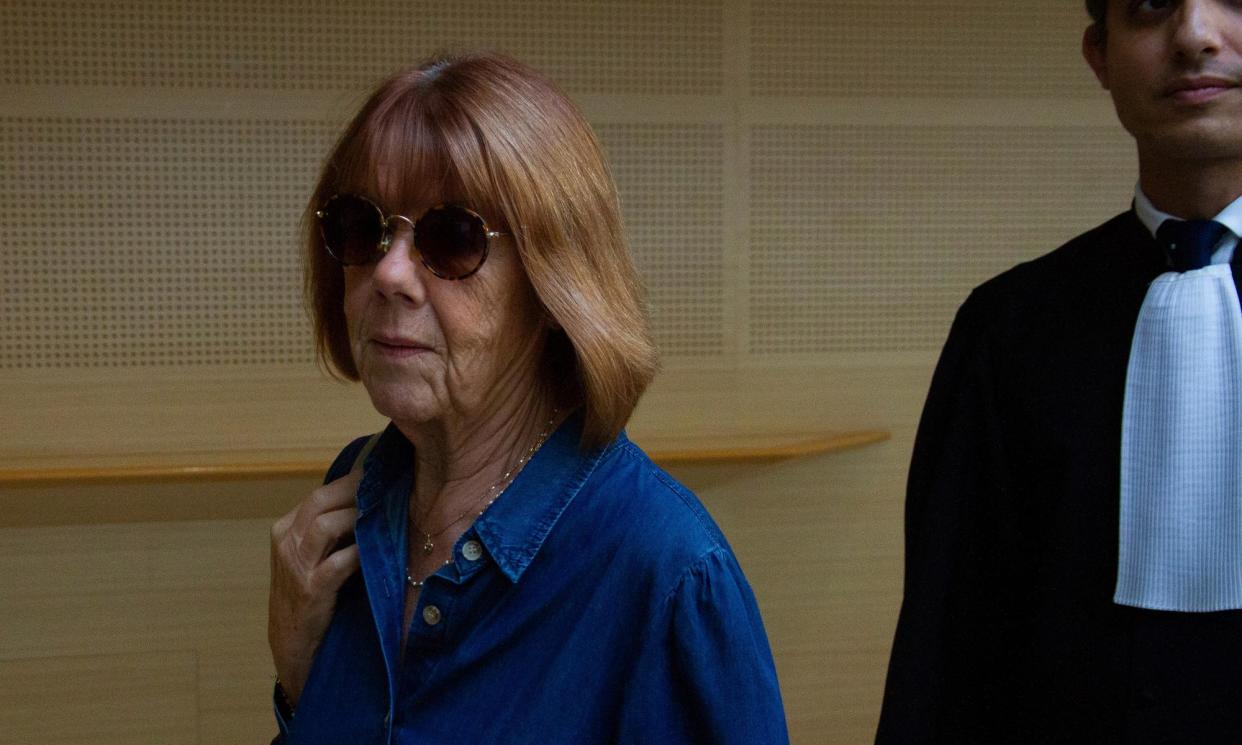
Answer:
[{"xmin": 305, "ymin": 53, "xmax": 657, "ymax": 450}]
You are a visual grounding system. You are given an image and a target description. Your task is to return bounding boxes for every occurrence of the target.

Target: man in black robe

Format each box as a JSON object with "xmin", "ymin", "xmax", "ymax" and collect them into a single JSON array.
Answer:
[{"xmin": 876, "ymin": 2, "xmax": 1242, "ymax": 743}]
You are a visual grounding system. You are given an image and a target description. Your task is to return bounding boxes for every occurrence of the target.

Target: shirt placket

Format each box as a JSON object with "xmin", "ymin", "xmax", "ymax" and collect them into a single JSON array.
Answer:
[
  {"xmin": 354, "ymin": 497, "xmax": 405, "ymax": 745},
  {"xmin": 392, "ymin": 529, "xmax": 494, "ymax": 733}
]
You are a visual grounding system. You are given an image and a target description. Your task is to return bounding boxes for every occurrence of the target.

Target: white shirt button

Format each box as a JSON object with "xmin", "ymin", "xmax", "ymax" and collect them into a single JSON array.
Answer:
[
  {"xmin": 422, "ymin": 604, "xmax": 442, "ymax": 626},
  {"xmin": 461, "ymin": 540, "xmax": 483, "ymax": 562}
]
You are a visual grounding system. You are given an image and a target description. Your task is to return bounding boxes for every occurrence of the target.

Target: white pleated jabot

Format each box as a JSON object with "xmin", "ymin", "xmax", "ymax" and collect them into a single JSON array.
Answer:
[{"xmin": 1115, "ymin": 190, "xmax": 1242, "ymax": 612}]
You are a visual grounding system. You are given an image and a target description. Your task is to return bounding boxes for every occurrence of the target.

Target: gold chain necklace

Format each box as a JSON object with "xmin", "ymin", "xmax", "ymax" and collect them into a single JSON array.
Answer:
[{"xmin": 406, "ymin": 410, "xmax": 558, "ymax": 589}]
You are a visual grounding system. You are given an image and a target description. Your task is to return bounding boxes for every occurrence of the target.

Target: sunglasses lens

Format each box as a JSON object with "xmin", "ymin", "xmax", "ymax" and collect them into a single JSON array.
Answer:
[
  {"xmin": 319, "ymin": 195, "xmax": 384, "ymax": 265},
  {"xmin": 415, "ymin": 205, "xmax": 488, "ymax": 279}
]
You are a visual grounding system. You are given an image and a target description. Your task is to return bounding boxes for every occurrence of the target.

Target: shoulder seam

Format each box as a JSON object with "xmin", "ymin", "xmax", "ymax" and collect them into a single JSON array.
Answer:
[
  {"xmin": 612, "ymin": 441, "xmax": 726, "ymax": 552},
  {"xmin": 657, "ymin": 545, "xmax": 730, "ymax": 610}
]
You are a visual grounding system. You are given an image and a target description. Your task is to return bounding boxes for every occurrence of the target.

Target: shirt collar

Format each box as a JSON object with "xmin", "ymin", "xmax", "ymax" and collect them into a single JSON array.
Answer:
[
  {"xmin": 355, "ymin": 422, "xmax": 412, "ymax": 517},
  {"xmin": 472, "ymin": 410, "xmax": 617, "ymax": 583},
  {"xmin": 1133, "ymin": 184, "xmax": 1242, "ymax": 258},
  {"xmin": 356, "ymin": 410, "xmax": 617, "ymax": 585}
]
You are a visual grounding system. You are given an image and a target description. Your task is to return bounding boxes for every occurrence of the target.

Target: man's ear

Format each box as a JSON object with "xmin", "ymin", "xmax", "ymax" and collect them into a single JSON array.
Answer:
[{"xmin": 1082, "ymin": 25, "xmax": 1110, "ymax": 89}]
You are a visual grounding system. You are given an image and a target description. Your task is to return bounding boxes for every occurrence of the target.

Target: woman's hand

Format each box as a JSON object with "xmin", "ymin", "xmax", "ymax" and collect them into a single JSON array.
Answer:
[{"xmin": 268, "ymin": 469, "xmax": 363, "ymax": 706}]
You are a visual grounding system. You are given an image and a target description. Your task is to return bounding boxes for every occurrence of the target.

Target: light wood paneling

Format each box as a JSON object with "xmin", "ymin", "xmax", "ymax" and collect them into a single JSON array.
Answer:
[
  {"xmin": 694, "ymin": 440, "xmax": 912, "ymax": 743},
  {"xmin": 0, "ymin": 652, "xmax": 199, "ymax": 745},
  {"xmin": 0, "ymin": 475, "xmax": 319, "ymax": 529},
  {"xmin": 198, "ymin": 648, "xmax": 284, "ymax": 744},
  {"xmin": 0, "ymin": 520, "xmax": 274, "ymax": 745}
]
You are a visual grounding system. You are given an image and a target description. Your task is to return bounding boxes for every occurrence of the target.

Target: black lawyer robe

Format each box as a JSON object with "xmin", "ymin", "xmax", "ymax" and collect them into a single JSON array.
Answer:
[{"xmin": 876, "ymin": 212, "xmax": 1242, "ymax": 745}]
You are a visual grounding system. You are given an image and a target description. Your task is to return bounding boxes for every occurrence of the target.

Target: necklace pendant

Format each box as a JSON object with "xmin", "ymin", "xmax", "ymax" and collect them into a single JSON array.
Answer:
[{"xmin": 422, "ymin": 535, "xmax": 434, "ymax": 555}]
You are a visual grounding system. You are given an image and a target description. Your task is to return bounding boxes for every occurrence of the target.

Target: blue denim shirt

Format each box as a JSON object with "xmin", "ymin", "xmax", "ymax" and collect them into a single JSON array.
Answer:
[{"xmin": 275, "ymin": 413, "xmax": 788, "ymax": 744}]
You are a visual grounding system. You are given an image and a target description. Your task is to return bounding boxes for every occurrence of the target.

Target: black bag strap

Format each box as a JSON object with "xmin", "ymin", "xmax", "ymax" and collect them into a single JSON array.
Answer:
[{"xmin": 350, "ymin": 432, "xmax": 383, "ymax": 474}]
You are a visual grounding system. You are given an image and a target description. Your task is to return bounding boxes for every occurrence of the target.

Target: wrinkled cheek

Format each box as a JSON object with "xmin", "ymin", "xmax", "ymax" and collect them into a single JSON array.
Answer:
[
  {"xmin": 342, "ymin": 300, "xmax": 367, "ymax": 373},
  {"xmin": 348, "ymin": 323, "xmax": 366, "ymax": 373}
]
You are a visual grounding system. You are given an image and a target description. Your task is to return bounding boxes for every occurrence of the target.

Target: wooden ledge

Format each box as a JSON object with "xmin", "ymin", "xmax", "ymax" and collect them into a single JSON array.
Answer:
[
  {"xmin": 635, "ymin": 430, "xmax": 890, "ymax": 465},
  {"xmin": 0, "ymin": 430, "xmax": 889, "ymax": 488}
]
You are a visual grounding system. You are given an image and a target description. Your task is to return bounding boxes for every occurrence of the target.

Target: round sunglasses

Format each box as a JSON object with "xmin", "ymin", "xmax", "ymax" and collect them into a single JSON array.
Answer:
[{"xmin": 316, "ymin": 193, "xmax": 507, "ymax": 280}]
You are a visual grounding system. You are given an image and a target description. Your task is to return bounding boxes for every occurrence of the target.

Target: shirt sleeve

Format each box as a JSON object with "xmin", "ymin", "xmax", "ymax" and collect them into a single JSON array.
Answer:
[
  {"xmin": 620, "ymin": 547, "xmax": 790, "ymax": 744},
  {"xmin": 874, "ymin": 291, "xmax": 1012, "ymax": 744}
]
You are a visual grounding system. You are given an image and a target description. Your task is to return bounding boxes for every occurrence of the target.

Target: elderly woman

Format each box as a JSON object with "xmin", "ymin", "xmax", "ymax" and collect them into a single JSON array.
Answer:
[{"xmin": 267, "ymin": 53, "xmax": 787, "ymax": 743}]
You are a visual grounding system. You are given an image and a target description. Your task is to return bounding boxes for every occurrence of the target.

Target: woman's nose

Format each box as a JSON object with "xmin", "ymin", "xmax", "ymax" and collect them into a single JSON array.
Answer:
[{"xmin": 370, "ymin": 220, "xmax": 426, "ymax": 303}]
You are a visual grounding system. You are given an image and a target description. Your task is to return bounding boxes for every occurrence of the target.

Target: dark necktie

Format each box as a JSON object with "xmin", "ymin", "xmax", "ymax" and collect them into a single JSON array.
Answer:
[{"xmin": 1156, "ymin": 218, "xmax": 1228, "ymax": 272}]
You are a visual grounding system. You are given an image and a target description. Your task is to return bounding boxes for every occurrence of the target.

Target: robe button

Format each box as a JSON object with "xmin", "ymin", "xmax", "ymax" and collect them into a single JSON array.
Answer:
[
  {"xmin": 462, "ymin": 540, "xmax": 483, "ymax": 562},
  {"xmin": 422, "ymin": 604, "xmax": 442, "ymax": 626}
]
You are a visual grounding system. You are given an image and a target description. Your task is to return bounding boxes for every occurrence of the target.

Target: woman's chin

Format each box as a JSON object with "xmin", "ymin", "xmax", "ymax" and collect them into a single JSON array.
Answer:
[{"xmin": 362, "ymin": 380, "xmax": 444, "ymax": 427}]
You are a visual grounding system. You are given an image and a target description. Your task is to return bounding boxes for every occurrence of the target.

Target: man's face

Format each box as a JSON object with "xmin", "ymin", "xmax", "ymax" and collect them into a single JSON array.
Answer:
[{"xmin": 1084, "ymin": 0, "xmax": 1242, "ymax": 164}]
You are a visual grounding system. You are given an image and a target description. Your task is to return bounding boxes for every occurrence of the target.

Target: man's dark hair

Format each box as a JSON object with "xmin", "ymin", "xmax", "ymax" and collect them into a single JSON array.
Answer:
[{"xmin": 1086, "ymin": 0, "xmax": 1107, "ymax": 28}]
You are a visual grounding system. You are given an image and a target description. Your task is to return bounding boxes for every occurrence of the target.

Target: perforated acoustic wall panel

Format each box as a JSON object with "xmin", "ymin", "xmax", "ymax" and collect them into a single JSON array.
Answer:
[
  {"xmin": 751, "ymin": 1, "xmax": 1096, "ymax": 98},
  {"xmin": 1, "ymin": 118, "xmax": 334, "ymax": 369},
  {"xmin": 748, "ymin": 124, "xmax": 1135, "ymax": 354},
  {"xmin": 599, "ymin": 124, "xmax": 728, "ymax": 357},
  {"xmin": 1, "ymin": 0, "xmax": 722, "ymax": 95},
  {"xmin": 0, "ymin": 0, "xmax": 1133, "ymax": 377}
]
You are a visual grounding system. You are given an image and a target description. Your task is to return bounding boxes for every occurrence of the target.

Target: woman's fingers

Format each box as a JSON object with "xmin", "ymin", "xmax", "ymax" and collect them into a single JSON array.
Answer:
[
  {"xmin": 296, "ymin": 507, "xmax": 359, "ymax": 574},
  {"xmin": 318, "ymin": 543, "xmax": 361, "ymax": 589},
  {"xmin": 288, "ymin": 469, "xmax": 363, "ymax": 542},
  {"xmin": 271, "ymin": 508, "xmax": 295, "ymax": 541},
  {"xmin": 268, "ymin": 467, "xmax": 366, "ymax": 704}
]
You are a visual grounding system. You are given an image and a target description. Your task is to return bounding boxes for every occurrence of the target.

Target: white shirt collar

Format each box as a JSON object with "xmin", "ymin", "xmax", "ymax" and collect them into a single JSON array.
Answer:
[{"xmin": 1133, "ymin": 185, "xmax": 1242, "ymax": 263}]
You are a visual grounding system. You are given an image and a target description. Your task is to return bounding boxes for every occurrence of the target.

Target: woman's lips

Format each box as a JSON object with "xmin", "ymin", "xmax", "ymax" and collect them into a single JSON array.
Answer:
[{"xmin": 370, "ymin": 337, "xmax": 430, "ymax": 359}]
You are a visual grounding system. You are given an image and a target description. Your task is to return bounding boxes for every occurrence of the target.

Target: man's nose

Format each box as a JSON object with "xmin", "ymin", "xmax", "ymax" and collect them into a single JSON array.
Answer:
[{"xmin": 1171, "ymin": 0, "xmax": 1224, "ymax": 62}]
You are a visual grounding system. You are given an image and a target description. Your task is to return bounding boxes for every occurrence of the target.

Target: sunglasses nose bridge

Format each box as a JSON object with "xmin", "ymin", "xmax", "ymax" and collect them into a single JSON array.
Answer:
[{"xmin": 379, "ymin": 213, "xmax": 416, "ymax": 256}]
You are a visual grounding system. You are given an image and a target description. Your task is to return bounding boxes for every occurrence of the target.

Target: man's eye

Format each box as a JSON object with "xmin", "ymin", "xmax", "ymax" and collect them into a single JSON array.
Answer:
[{"xmin": 1132, "ymin": 0, "xmax": 1176, "ymax": 13}]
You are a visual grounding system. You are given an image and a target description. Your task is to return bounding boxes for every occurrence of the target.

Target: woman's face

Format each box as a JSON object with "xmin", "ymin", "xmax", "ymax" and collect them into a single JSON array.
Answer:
[{"xmin": 342, "ymin": 195, "xmax": 548, "ymax": 431}]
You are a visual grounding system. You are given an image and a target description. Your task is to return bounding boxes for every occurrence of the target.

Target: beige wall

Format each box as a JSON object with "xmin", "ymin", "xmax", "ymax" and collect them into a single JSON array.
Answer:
[{"xmin": 1, "ymin": 1, "xmax": 1135, "ymax": 743}]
